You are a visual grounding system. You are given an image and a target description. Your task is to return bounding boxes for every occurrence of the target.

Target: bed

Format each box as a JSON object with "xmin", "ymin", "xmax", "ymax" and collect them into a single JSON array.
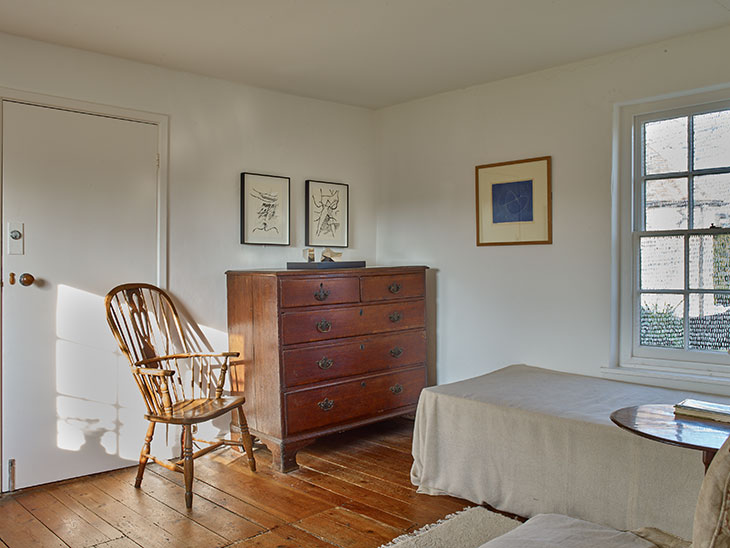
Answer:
[{"xmin": 410, "ymin": 364, "xmax": 730, "ymax": 539}]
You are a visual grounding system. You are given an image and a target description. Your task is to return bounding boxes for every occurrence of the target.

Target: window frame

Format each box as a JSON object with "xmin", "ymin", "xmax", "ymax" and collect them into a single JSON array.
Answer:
[{"xmin": 617, "ymin": 93, "xmax": 730, "ymax": 374}]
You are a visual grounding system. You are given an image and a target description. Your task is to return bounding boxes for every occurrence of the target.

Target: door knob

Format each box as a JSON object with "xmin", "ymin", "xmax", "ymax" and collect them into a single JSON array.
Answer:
[{"xmin": 18, "ymin": 273, "xmax": 35, "ymax": 286}]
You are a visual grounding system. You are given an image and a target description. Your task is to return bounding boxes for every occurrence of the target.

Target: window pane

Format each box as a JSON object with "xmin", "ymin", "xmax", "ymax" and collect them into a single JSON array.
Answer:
[
  {"xmin": 689, "ymin": 234, "xmax": 730, "ymax": 290},
  {"xmin": 644, "ymin": 117, "xmax": 688, "ymax": 175},
  {"xmin": 644, "ymin": 178, "xmax": 687, "ymax": 230},
  {"xmin": 689, "ymin": 294, "xmax": 730, "ymax": 351},
  {"xmin": 640, "ymin": 294, "xmax": 684, "ymax": 348},
  {"xmin": 694, "ymin": 109, "xmax": 730, "ymax": 170},
  {"xmin": 640, "ymin": 236, "xmax": 684, "ymax": 290},
  {"xmin": 693, "ymin": 173, "xmax": 730, "ymax": 228}
]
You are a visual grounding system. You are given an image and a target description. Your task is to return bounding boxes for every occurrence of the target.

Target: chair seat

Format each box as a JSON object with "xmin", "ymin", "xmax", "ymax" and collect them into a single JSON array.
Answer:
[{"xmin": 146, "ymin": 396, "xmax": 246, "ymax": 425}]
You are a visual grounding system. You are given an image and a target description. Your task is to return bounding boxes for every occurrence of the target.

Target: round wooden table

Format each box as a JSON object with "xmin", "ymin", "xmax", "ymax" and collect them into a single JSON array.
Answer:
[{"xmin": 611, "ymin": 403, "xmax": 730, "ymax": 472}]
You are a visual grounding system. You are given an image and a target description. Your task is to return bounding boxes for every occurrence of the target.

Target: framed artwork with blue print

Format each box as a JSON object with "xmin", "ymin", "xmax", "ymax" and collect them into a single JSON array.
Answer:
[{"xmin": 475, "ymin": 156, "xmax": 552, "ymax": 246}]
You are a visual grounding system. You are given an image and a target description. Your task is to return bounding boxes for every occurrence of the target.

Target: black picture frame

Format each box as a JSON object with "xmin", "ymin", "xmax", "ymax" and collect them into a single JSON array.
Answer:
[
  {"xmin": 305, "ymin": 179, "xmax": 349, "ymax": 248},
  {"xmin": 241, "ymin": 172, "xmax": 290, "ymax": 245}
]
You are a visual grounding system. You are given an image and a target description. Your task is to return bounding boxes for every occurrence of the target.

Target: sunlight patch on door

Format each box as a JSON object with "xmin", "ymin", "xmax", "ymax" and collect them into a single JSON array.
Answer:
[
  {"xmin": 54, "ymin": 284, "xmax": 232, "ymax": 460},
  {"xmin": 55, "ymin": 284, "xmax": 172, "ymax": 460}
]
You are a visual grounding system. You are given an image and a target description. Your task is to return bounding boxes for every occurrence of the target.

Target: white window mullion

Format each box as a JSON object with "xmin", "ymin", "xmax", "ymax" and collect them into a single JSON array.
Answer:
[
  {"xmin": 684, "ymin": 113, "xmax": 694, "ymax": 353},
  {"xmin": 682, "ymin": 233, "xmax": 691, "ymax": 350}
]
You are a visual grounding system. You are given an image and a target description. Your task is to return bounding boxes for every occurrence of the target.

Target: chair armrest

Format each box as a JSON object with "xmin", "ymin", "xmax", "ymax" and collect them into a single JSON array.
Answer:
[
  {"xmin": 135, "ymin": 367, "xmax": 176, "ymax": 377},
  {"xmin": 133, "ymin": 367, "xmax": 175, "ymax": 415},
  {"xmin": 135, "ymin": 352, "xmax": 238, "ymax": 367}
]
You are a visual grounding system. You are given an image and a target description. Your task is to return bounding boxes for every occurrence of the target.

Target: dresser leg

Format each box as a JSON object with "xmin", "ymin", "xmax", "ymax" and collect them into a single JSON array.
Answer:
[{"xmin": 266, "ymin": 439, "xmax": 314, "ymax": 473}]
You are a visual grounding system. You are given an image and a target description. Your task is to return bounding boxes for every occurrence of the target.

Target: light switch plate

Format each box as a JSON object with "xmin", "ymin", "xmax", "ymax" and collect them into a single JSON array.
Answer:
[{"xmin": 7, "ymin": 222, "xmax": 24, "ymax": 255}]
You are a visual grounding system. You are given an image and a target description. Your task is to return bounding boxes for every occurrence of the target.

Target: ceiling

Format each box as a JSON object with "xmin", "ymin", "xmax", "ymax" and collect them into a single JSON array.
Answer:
[{"xmin": 1, "ymin": 0, "xmax": 730, "ymax": 109}]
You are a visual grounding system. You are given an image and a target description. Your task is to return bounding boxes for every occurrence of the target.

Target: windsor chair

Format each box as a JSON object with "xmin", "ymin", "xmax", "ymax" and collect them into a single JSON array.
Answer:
[{"xmin": 105, "ymin": 283, "xmax": 255, "ymax": 508}]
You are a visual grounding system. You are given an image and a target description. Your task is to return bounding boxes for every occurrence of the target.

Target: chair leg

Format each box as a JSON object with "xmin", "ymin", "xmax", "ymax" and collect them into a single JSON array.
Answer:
[
  {"xmin": 135, "ymin": 422, "xmax": 156, "ymax": 488},
  {"xmin": 237, "ymin": 406, "xmax": 256, "ymax": 472},
  {"xmin": 182, "ymin": 424, "xmax": 194, "ymax": 508},
  {"xmin": 180, "ymin": 427, "xmax": 185, "ymax": 461}
]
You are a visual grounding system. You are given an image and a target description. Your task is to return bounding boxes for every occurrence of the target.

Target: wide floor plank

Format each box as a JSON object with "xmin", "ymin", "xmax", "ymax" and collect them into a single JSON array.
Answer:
[
  {"xmin": 193, "ymin": 458, "xmax": 334, "ymax": 522},
  {"xmin": 149, "ymin": 467, "xmax": 285, "ymax": 530},
  {"xmin": 233, "ymin": 524, "xmax": 337, "ymax": 548},
  {"xmin": 88, "ymin": 472, "xmax": 228, "ymax": 547},
  {"xmin": 295, "ymin": 507, "xmax": 402, "ymax": 548},
  {"xmin": 94, "ymin": 539, "xmax": 143, "ymax": 548},
  {"xmin": 0, "ymin": 418, "xmax": 470, "ymax": 548},
  {"xmin": 0, "ymin": 498, "xmax": 67, "ymax": 548},
  {"xmin": 62, "ymin": 480, "xmax": 205, "ymax": 548},
  {"xmin": 47, "ymin": 487, "xmax": 126, "ymax": 540},
  {"xmin": 110, "ymin": 468, "xmax": 264, "ymax": 542},
  {"xmin": 297, "ymin": 452, "xmax": 465, "ymax": 511},
  {"xmin": 15, "ymin": 489, "xmax": 117, "ymax": 548},
  {"xmin": 305, "ymin": 443, "xmax": 415, "ymax": 489}
]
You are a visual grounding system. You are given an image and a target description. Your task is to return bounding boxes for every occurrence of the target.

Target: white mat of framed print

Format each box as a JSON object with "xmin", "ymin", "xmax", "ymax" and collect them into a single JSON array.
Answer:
[
  {"xmin": 475, "ymin": 156, "xmax": 552, "ymax": 246},
  {"xmin": 305, "ymin": 180, "xmax": 349, "ymax": 247},
  {"xmin": 241, "ymin": 172, "xmax": 290, "ymax": 245}
]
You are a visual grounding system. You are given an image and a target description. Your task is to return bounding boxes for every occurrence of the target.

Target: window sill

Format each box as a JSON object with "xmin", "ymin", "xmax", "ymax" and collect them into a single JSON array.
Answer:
[{"xmin": 601, "ymin": 365, "xmax": 730, "ymax": 397}]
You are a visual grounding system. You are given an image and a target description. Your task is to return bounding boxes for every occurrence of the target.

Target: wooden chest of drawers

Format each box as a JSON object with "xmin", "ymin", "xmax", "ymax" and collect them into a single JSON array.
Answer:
[{"xmin": 226, "ymin": 266, "xmax": 427, "ymax": 472}]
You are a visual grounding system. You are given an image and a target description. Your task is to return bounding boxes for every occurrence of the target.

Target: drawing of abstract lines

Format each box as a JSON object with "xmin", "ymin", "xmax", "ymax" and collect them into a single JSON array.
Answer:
[
  {"xmin": 251, "ymin": 188, "xmax": 280, "ymax": 233},
  {"xmin": 312, "ymin": 188, "xmax": 341, "ymax": 238}
]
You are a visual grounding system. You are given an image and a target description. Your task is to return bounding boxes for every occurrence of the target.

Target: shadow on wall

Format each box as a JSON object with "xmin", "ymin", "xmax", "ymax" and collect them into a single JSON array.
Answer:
[{"xmin": 55, "ymin": 285, "xmax": 231, "ymax": 464}]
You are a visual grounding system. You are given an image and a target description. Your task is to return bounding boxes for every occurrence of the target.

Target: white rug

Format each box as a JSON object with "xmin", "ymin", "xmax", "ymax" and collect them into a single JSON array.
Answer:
[{"xmin": 380, "ymin": 506, "xmax": 522, "ymax": 548}]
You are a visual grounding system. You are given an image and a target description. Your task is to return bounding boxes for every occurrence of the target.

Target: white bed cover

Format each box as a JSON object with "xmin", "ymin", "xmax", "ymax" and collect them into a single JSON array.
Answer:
[{"xmin": 411, "ymin": 364, "xmax": 730, "ymax": 539}]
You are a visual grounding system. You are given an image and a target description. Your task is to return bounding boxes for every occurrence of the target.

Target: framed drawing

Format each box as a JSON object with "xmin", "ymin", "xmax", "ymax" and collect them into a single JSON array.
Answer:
[
  {"xmin": 475, "ymin": 156, "xmax": 552, "ymax": 246},
  {"xmin": 241, "ymin": 172, "xmax": 290, "ymax": 245},
  {"xmin": 305, "ymin": 180, "xmax": 349, "ymax": 247}
]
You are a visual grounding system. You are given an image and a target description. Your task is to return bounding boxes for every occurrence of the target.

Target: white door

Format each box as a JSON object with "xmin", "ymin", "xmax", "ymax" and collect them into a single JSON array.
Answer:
[{"xmin": 2, "ymin": 100, "xmax": 162, "ymax": 490}]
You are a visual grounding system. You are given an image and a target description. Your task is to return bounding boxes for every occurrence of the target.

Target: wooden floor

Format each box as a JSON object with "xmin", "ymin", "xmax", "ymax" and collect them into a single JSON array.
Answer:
[{"xmin": 0, "ymin": 418, "xmax": 470, "ymax": 548}]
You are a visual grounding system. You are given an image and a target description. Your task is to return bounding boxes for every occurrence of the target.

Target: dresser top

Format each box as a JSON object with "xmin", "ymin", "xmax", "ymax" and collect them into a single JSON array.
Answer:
[{"xmin": 226, "ymin": 265, "xmax": 428, "ymax": 277}]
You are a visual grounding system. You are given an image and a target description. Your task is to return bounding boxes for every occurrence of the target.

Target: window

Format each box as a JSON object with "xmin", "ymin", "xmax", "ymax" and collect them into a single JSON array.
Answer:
[{"xmin": 626, "ymin": 99, "xmax": 730, "ymax": 370}]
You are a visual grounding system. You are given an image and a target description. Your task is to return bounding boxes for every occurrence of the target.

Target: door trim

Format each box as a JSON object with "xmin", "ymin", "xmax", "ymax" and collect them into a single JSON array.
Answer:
[{"xmin": 0, "ymin": 87, "xmax": 169, "ymax": 491}]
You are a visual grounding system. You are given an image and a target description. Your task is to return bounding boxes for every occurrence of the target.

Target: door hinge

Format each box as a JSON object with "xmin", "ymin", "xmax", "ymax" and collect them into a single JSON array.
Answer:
[
  {"xmin": 156, "ymin": 153, "xmax": 160, "ymax": 168},
  {"xmin": 8, "ymin": 459, "xmax": 16, "ymax": 491}
]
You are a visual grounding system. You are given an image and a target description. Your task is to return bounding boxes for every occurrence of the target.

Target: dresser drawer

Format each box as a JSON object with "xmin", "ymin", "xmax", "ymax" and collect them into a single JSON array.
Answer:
[
  {"xmin": 282, "ymin": 330, "xmax": 426, "ymax": 387},
  {"xmin": 281, "ymin": 300, "xmax": 425, "ymax": 345},
  {"xmin": 360, "ymin": 273, "xmax": 425, "ymax": 302},
  {"xmin": 280, "ymin": 276, "xmax": 359, "ymax": 308},
  {"xmin": 285, "ymin": 367, "xmax": 425, "ymax": 435}
]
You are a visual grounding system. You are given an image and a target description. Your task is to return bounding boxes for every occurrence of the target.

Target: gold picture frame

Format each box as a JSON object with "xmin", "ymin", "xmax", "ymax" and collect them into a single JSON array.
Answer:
[{"xmin": 475, "ymin": 156, "xmax": 552, "ymax": 246}]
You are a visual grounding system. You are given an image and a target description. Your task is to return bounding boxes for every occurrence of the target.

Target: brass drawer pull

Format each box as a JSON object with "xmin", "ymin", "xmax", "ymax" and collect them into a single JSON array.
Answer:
[
  {"xmin": 388, "ymin": 282, "xmax": 401, "ymax": 294},
  {"xmin": 317, "ymin": 357, "xmax": 334, "ymax": 370},
  {"xmin": 314, "ymin": 283, "xmax": 330, "ymax": 302},
  {"xmin": 390, "ymin": 347, "xmax": 403, "ymax": 358},
  {"xmin": 390, "ymin": 384, "xmax": 403, "ymax": 394},
  {"xmin": 389, "ymin": 311, "xmax": 402, "ymax": 323},
  {"xmin": 316, "ymin": 319, "xmax": 332, "ymax": 333},
  {"xmin": 318, "ymin": 398, "xmax": 334, "ymax": 411}
]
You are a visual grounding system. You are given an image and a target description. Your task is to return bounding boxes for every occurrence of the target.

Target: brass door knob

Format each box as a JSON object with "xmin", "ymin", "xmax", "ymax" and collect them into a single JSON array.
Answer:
[{"xmin": 18, "ymin": 273, "xmax": 35, "ymax": 286}]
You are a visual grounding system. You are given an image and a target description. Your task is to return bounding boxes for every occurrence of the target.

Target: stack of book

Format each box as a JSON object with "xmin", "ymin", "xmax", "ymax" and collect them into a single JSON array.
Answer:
[{"xmin": 674, "ymin": 399, "xmax": 730, "ymax": 423}]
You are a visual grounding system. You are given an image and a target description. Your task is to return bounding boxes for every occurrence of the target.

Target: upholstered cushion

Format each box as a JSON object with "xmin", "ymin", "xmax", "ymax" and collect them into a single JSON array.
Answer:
[
  {"xmin": 632, "ymin": 527, "xmax": 690, "ymax": 548},
  {"xmin": 478, "ymin": 514, "xmax": 655, "ymax": 548},
  {"xmin": 693, "ymin": 435, "xmax": 730, "ymax": 548}
]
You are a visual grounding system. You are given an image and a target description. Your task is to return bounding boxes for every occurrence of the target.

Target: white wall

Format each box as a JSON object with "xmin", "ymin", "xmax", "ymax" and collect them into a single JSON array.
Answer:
[
  {"xmin": 0, "ymin": 32, "xmax": 377, "ymax": 331},
  {"xmin": 375, "ymin": 25, "xmax": 730, "ymax": 385},
  {"xmin": 3, "ymin": 25, "xmax": 730, "ymax": 388}
]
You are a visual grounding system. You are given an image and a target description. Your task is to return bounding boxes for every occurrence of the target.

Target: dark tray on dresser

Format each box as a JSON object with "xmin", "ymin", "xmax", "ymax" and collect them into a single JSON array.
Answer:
[{"xmin": 226, "ymin": 266, "xmax": 428, "ymax": 472}]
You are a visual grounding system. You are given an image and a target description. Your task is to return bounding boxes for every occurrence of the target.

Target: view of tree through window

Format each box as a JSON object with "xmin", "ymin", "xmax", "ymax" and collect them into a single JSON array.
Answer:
[{"xmin": 638, "ymin": 106, "xmax": 730, "ymax": 353}]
